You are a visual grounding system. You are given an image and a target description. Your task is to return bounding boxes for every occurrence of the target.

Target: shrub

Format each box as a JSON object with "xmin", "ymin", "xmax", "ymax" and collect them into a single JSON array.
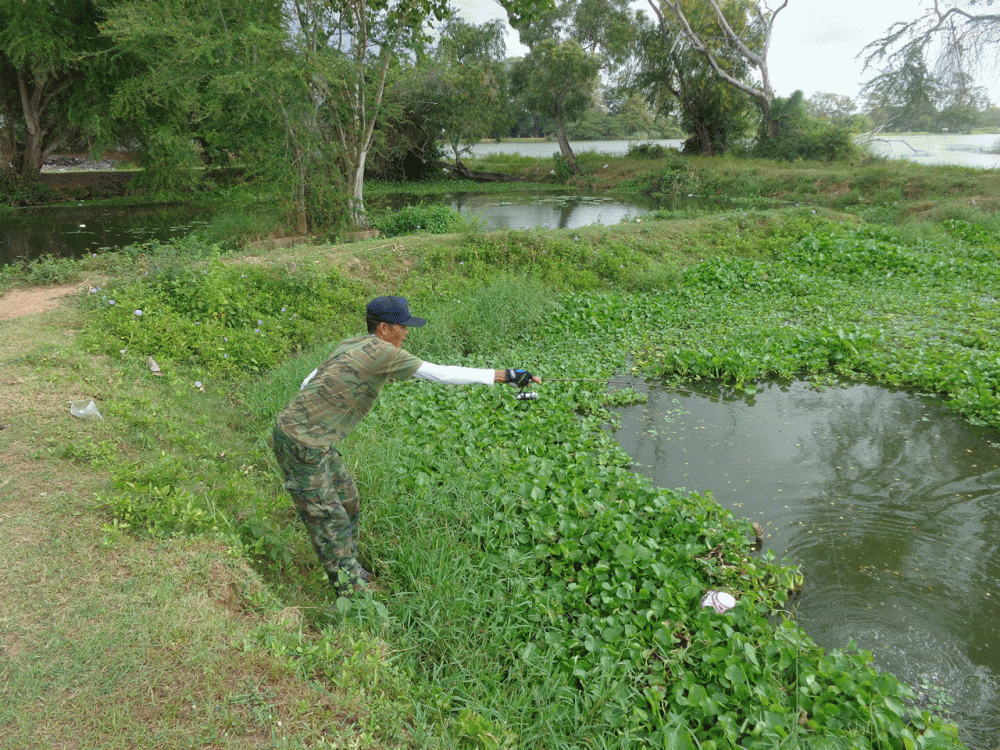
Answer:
[
  {"xmin": 81, "ymin": 239, "xmax": 366, "ymax": 375},
  {"xmin": 626, "ymin": 141, "xmax": 672, "ymax": 159},
  {"xmin": 552, "ymin": 152, "xmax": 574, "ymax": 183},
  {"xmin": 755, "ymin": 91, "xmax": 858, "ymax": 162},
  {"xmin": 624, "ymin": 151, "xmax": 700, "ymax": 196},
  {"xmin": 0, "ymin": 172, "xmax": 59, "ymax": 207},
  {"xmin": 372, "ymin": 204, "xmax": 466, "ymax": 237}
]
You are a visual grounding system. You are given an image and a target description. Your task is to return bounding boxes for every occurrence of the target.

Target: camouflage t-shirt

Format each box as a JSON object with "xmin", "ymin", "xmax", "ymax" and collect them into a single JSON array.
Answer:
[{"xmin": 275, "ymin": 335, "xmax": 423, "ymax": 449}]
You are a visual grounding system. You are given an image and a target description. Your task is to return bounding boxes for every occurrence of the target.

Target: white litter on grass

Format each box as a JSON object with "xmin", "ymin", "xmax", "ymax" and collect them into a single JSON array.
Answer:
[
  {"xmin": 701, "ymin": 590, "xmax": 737, "ymax": 613},
  {"xmin": 70, "ymin": 400, "xmax": 102, "ymax": 420}
]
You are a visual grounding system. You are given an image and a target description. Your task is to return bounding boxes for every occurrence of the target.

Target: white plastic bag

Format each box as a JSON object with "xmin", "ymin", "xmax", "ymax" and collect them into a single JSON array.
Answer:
[{"xmin": 70, "ymin": 400, "xmax": 103, "ymax": 420}]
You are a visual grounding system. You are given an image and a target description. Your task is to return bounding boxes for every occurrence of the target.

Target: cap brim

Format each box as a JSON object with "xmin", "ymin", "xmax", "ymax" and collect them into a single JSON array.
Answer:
[{"xmin": 403, "ymin": 316, "xmax": 426, "ymax": 327}]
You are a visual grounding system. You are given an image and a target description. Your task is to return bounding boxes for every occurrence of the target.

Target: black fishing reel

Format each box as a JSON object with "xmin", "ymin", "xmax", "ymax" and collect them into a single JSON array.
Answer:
[{"xmin": 507, "ymin": 369, "xmax": 539, "ymax": 401}]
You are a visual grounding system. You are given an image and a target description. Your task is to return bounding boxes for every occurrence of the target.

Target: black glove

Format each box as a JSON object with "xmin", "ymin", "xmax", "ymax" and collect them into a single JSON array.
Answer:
[{"xmin": 505, "ymin": 369, "xmax": 534, "ymax": 387}]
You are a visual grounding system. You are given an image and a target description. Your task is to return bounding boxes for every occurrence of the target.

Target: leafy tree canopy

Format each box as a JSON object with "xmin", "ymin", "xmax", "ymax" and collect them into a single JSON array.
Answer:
[{"xmin": 0, "ymin": 0, "xmax": 123, "ymax": 177}]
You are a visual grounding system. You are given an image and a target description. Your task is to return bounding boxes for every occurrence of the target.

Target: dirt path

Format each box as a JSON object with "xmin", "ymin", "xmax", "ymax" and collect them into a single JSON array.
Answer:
[{"xmin": 0, "ymin": 283, "xmax": 84, "ymax": 321}]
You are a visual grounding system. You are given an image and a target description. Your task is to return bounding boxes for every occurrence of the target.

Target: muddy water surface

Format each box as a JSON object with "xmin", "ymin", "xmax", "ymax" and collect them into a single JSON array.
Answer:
[{"xmin": 613, "ymin": 380, "xmax": 1000, "ymax": 749}]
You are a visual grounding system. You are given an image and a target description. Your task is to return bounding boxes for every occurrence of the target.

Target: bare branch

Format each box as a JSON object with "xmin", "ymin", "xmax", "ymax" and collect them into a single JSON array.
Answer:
[
  {"xmin": 652, "ymin": 0, "xmax": 786, "ymax": 116},
  {"xmin": 862, "ymin": 2, "xmax": 1000, "ymax": 87}
]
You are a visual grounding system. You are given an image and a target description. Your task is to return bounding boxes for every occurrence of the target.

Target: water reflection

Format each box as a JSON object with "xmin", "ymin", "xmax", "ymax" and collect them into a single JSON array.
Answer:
[
  {"xmin": 378, "ymin": 191, "xmax": 748, "ymax": 231},
  {"xmin": 613, "ymin": 380, "xmax": 1000, "ymax": 749},
  {"xmin": 443, "ymin": 192, "xmax": 663, "ymax": 230},
  {"xmin": 0, "ymin": 204, "xmax": 209, "ymax": 265}
]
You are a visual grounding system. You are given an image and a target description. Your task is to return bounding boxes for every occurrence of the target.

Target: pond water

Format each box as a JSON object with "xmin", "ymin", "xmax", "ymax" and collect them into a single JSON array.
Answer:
[
  {"xmin": 4, "ymin": 132, "xmax": 997, "ymax": 268},
  {"xmin": 379, "ymin": 190, "xmax": 737, "ymax": 232},
  {"xmin": 613, "ymin": 380, "xmax": 1000, "ymax": 749},
  {"xmin": 468, "ymin": 138, "xmax": 686, "ymax": 159},
  {"xmin": 0, "ymin": 203, "xmax": 210, "ymax": 266},
  {"xmin": 2, "ymin": 192, "xmax": 699, "ymax": 268}
]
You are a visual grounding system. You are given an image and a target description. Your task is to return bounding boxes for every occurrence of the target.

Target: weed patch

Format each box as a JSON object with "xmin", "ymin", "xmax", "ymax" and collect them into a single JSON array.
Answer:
[{"xmin": 4, "ymin": 200, "xmax": 987, "ymax": 748}]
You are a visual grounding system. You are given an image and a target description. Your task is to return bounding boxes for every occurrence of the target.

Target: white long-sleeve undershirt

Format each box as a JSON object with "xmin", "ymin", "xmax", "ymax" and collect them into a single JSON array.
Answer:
[
  {"xmin": 300, "ymin": 361, "xmax": 494, "ymax": 390},
  {"xmin": 411, "ymin": 361, "xmax": 495, "ymax": 385}
]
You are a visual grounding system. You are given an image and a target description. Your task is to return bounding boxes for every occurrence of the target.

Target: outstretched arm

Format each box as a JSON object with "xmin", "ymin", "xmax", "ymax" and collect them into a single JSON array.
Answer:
[{"xmin": 412, "ymin": 362, "xmax": 541, "ymax": 386}]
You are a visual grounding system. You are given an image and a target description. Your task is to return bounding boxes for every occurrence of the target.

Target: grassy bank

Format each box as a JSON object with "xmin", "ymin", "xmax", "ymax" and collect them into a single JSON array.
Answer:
[
  {"xmin": 461, "ymin": 150, "xmax": 1000, "ymax": 224},
  {"xmin": 3, "ymin": 163, "xmax": 998, "ymax": 748}
]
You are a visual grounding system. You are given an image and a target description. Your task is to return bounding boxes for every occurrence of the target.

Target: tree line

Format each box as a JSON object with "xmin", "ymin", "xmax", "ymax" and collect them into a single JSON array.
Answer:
[{"xmin": 2, "ymin": 0, "xmax": 998, "ymax": 229}]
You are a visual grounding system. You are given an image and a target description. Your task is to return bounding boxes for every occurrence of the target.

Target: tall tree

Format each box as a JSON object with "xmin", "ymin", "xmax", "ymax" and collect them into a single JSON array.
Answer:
[
  {"xmin": 861, "ymin": 47, "xmax": 943, "ymax": 132},
  {"xmin": 0, "ymin": 0, "xmax": 121, "ymax": 178},
  {"xmin": 400, "ymin": 18, "xmax": 510, "ymax": 170},
  {"xmin": 511, "ymin": 38, "xmax": 602, "ymax": 172},
  {"xmin": 507, "ymin": 0, "xmax": 638, "ymax": 172},
  {"xmin": 289, "ymin": 0, "xmax": 452, "ymax": 227},
  {"xmin": 648, "ymin": 0, "xmax": 786, "ymax": 139},
  {"xmin": 935, "ymin": 69, "xmax": 990, "ymax": 131},
  {"xmin": 634, "ymin": 6, "xmax": 754, "ymax": 154},
  {"xmin": 101, "ymin": 1, "xmax": 302, "ymax": 202},
  {"xmin": 103, "ymin": 0, "xmax": 455, "ymax": 229}
]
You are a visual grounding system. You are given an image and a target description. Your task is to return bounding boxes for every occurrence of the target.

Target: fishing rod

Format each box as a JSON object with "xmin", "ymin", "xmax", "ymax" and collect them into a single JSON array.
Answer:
[{"xmin": 517, "ymin": 377, "xmax": 798, "ymax": 446}]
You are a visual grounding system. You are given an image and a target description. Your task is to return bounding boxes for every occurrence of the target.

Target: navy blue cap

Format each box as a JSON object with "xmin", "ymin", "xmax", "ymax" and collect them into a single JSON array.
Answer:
[{"xmin": 366, "ymin": 296, "xmax": 426, "ymax": 327}]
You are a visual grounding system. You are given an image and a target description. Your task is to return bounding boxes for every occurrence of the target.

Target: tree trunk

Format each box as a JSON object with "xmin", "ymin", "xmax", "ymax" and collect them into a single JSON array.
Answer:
[
  {"xmin": 693, "ymin": 121, "xmax": 714, "ymax": 155},
  {"xmin": 294, "ymin": 156, "xmax": 308, "ymax": 234},
  {"xmin": 554, "ymin": 109, "xmax": 579, "ymax": 173},
  {"xmin": 347, "ymin": 155, "xmax": 369, "ymax": 229},
  {"xmin": 760, "ymin": 97, "xmax": 777, "ymax": 139},
  {"xmin": 18, "ymin": 72, "xmax": 48, "ymax": 178},
  {"xmin": 450, "ymin": 139, "xmax": 467, "ymax": 171}
]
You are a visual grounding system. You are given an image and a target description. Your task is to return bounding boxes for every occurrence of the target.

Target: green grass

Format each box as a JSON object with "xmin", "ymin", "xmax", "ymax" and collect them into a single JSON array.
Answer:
[{"xmin": 4, "ymin": 176, "xmax": 995, "ymax": 747}]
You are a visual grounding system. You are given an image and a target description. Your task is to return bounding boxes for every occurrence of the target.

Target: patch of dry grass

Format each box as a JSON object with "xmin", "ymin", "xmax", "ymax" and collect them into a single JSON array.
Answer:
[{"xmin": 0, "ymin": 303, "xmax": 415, "ymax": 749}]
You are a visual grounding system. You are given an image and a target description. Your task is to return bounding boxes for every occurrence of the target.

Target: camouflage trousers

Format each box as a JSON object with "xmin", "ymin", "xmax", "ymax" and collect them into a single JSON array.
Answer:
[{"xmin": 270, "ymin": 425, "xmax": 364, "ymax": 594}]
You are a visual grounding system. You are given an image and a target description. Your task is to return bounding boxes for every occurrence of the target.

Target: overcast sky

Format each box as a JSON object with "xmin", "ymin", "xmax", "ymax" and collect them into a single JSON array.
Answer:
[{"xmin": 452, "ymin": 0, "xmax": 1000, "ymax": 106}]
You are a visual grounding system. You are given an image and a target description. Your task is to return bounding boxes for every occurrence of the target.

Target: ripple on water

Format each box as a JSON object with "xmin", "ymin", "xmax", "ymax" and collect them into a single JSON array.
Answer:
[{"xmin": 614, "ymin": 380, "xmax": 1000, "ymax": 749}]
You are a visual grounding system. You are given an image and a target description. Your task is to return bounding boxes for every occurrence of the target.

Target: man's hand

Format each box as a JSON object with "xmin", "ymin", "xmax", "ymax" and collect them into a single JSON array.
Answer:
[{"xmin": 505, "ymin": 369, "xmax": 539, "ymax": 387}]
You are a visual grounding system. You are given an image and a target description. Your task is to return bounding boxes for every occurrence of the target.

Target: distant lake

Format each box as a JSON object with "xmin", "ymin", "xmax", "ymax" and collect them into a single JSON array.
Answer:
[
  {"xmin": 471, "ymin": 134, "xmax": 1000, "ymax": 169},
  {"xmin": 468, "ymin": 139, "xmax": 685, "ymax": 160},
  {"xmin": 861, "ymin": 132, "xmax": 1000, "ymax": 169}
]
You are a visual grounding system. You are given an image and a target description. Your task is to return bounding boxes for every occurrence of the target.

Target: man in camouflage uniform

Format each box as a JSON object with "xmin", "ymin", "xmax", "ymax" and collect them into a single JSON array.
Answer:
[{"xmin": 271, "ymin": 296, "xmax": 539, "ymax": 596}]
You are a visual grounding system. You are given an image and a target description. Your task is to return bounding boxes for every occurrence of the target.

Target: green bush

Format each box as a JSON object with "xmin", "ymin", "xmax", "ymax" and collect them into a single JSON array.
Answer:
[
  {"xmin": 552, "ymin": 152, "xmax": 574, "ymax": 183},
  {"xmin": 8, "ymin": 254, "xmax": 83, "ymax": 286},
  {"xmin": 626, "ymin": 141, "xmax": 674, "ymax": 159},
  {"xmin": 81, "ymin": 238, "xmax": 366, "ymax": 376},
  {"xmin": 756, "ymin": 120, "xmax": 858, "ymax": 162},
  {"xmin": 624, "ymin": 153, "xmax": 700, "ymax": 195},
  {"xmin": 0, "ymin": 172, "xmax": 59, "ymax": 207},
  {"xmin": 372, "ymin": 204, "xmax": 466, "ymax": 237},
  {"xmin": 754, "ymin": 91, "xmax": 859, "ymax": 162}
]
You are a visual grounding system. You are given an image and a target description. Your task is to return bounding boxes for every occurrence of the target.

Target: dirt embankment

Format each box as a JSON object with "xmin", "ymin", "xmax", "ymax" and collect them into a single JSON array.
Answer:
[
  {"xmin": 36, "ymin": 154, "xmax": 136, "ymax": 197},
  {"xmin": 38, "ymin": 169, "xmax": 135, "ymax": 196}
]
